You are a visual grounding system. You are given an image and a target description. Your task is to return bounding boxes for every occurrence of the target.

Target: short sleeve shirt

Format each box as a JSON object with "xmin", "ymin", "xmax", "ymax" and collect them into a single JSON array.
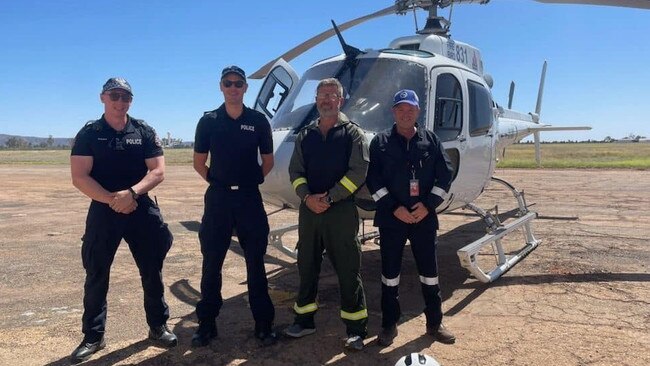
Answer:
[
  {"xmin": 71, "ymin": 115, "xmax": 163, "ymax": 192},
  {"xmin": 194, "ymin": 104, "xmax": 273, "ymax": 186}
]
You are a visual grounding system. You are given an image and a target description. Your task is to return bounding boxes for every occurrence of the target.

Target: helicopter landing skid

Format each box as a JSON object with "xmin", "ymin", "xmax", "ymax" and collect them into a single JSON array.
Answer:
[
  {"xmin": 456, "ymin": 177, "xmax": 541, "ymax": 283},
  {"xmin": 268, "ymin": 224, "xmax": 300, "ymax": 258},
  {"xmin": 268, "ymin": 220, "xmax": 381, "ymax": 259}
]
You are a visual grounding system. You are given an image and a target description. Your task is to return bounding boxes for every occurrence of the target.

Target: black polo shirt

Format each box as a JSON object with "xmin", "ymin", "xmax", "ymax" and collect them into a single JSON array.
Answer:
[
  {"xmin": 71, "ymin": 115, "xmax": 163, "ymax": 192},
  {"xmin": 194, "ymin": 104, "xmax": 273, "ymax": 187}
]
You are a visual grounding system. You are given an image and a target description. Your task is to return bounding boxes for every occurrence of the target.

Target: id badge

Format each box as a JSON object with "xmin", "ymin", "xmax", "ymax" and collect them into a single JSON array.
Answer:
[{"xmin": 409, "ymin": 179, "xmax": 420, "ymax": 197}]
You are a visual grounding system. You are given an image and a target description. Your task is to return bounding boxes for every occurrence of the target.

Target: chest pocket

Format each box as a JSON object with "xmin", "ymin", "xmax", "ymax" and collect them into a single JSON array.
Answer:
[
  {"xmin": 413, "ymin": 141, "xmax": 432, "ymax": 168},
  {"xmin": 382, "ymin": 143, "xmax": 409, "ymax": 177}
]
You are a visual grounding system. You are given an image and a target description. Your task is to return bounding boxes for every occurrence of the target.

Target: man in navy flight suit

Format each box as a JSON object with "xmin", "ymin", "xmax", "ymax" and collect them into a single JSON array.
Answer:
[
  {"xmin": 191, "ymin": 65, "xmax": 278, "ymax": 347},
  {"xmin": 70, "ymin": 77, "xmax": 176, "ymax": 363},
  {"xmin": 366, "ymin": 89, "xmax": 456, "ymax": 347}
]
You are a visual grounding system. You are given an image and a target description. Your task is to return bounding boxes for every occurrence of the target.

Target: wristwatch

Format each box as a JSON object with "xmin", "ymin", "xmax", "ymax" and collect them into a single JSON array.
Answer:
[
  {"xmin": 128, "ymin": 187, "xmax": 140, "ymax": 200},
  {"xmin": 324, "ymin": 195, "xmax": 333, "ymax": 204}
]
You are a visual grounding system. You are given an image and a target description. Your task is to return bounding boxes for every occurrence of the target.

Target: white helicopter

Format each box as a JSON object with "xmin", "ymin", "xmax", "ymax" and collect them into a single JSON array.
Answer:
[{"xmin": 245, "ymin": 0, "xmax": 645, "ymax": 283}]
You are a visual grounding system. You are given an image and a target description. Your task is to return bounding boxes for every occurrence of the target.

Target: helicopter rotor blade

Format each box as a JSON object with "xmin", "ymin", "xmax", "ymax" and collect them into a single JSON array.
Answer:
[
  {"xmin": 534, "ymin": 61, "xmax": 547, "ymax": 166},
  {"xmin": 249, "ymin": 5, "xmax": 397, "ymax": 79},
  {"xmin": 534, "ymin": 0, "xmax": 650, "ymax": 10}
]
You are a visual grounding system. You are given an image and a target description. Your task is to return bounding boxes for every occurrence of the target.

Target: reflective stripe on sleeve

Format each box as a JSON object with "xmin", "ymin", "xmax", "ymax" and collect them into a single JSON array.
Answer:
[
  {"xmin": 371, "ymin": 187, "xmax": 389, "ymax": 202},
  {"xmin": 419, "ymin": 275, "xmax": 439, "ymax": 286},
  {"xmin": 381, "ymin": 274, "xmax": 400, "ymax": 287},
  {"xmin": 340, "ymin": 308, "xmax": 368, "ymax": 321},
  {"xmin": 292, "ymin": 177, "xmax": 308, "ymax": 190},
  {"xmin": 293, "ymin": 302, "xmax": 318, "ymax": 314},
  {"xmin": 430, "ymin": 186, "xmax": 447, "ymax": 198},
  {"xmin": 339, "ymin": 176, "xmax": 358, "ymax": 194}
]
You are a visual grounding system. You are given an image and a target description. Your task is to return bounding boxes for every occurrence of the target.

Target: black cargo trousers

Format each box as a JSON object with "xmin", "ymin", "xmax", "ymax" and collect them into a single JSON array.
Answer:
[
  {"xmin": 81, "ymin": 196, "xmax": 173, "ymax": 341},
  {"xmin": 195, "ymin": 184, "xmax": 275, "ymax": 332}
]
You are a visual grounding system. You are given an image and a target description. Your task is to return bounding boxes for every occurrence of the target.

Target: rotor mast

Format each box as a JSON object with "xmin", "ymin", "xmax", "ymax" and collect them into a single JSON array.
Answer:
[{"xmin": 395, "ymin": 0, "xmax": 491, "ymax": 36}]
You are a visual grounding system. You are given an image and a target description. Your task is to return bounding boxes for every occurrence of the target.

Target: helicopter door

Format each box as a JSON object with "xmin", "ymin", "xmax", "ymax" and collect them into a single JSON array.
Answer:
[
  {"xmin": 254, "ymin": 58, "xmax": 299, "ymax": 120},
  {"xmin": 428, "ymin": 67, "xmax": 464, "ymax": 206},
  {"xmin": 457, "ymin": 71, "xmax": 495, "ymax": 202},
  {"xmin": 429, "ymin": 67, "xmax": 494, "ymax": 205}
]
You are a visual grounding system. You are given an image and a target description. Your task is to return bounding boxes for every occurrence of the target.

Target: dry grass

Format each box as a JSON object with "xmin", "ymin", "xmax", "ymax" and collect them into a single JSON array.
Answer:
[
  {"xmin": 1, "ymin": 143, "xmax": 648, "ymax": 169},
  {"xmin": 497, "ymin": 142, "xmax": 650, "ymax": 169}
]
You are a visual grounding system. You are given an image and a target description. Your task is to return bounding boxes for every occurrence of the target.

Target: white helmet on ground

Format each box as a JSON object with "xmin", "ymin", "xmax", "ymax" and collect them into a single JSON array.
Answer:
[{"xmin": 394, "ymin": 353, "xmax": 440, "ymax": 366}]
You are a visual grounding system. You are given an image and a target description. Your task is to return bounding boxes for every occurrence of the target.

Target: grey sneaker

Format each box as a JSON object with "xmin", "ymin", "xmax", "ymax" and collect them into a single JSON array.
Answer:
[
  {"xmin": 345, "ymin": 335, "xmax": 364, "ymax": 351},
  {"xmin": 284, "ymin": 323, "xmax": 316, "ymax": 338}
]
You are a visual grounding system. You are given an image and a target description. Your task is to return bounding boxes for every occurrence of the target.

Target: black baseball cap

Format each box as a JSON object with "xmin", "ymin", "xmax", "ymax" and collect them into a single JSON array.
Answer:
[
  {"xmin": 102, "ymin": 77, "xmax": 133, "ymax": 95},
  {"xmin": 221, "ymin": 65, "xmax": 246, "ymax": 80}
]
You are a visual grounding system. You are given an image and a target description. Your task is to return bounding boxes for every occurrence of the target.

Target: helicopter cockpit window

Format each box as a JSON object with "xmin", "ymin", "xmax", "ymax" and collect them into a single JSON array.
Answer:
[
  {"xmin": 270, "ymin": 58, "xmax": 427, "ymax": 133},
  {"xmin": 467, "ymin": 80, "xmax": 493, "ymax": 136},
  {"xmin": 434, "ymin": 73, "xmax": 463, "ymax": 142}
]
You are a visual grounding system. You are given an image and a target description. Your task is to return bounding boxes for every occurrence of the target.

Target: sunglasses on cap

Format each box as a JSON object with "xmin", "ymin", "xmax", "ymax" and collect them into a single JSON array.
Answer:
[
  {"xmin": 222, "ymin": 80, "xmax": 245, "ymax": 88},
  {"xmin": 107, "ymin": 93, "xmax": 133, "ymax": 102}
]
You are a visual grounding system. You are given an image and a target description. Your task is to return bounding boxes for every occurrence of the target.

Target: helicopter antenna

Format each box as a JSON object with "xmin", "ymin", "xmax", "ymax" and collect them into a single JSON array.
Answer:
[
  {"xmin": 508, "ymin": 81, "xmax": 515, "ymax": 109},
  {"xmin": 331, "ymin": 20, "xmax": 364, "ymax": 60},
  {"xmin": 412, "ymin": 6, "xmax": 419, "ymax": 32}
]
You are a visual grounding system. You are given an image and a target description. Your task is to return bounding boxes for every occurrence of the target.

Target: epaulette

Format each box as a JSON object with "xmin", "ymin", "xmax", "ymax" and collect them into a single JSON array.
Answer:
[
  {"xmin": 346, "ymin": 119, "xmax": 361, "ymax": 128},
  {"xmin": 84, "ymin": 119, "xmax": 103, "ymax": 131},
  {"xmin": 203, "ymin": 108, "xmax": 219, "ymax": 118},
  {"xmin": 131, "ymin": 118, "xmax": 150, "ymax": 129},
  {"xmin": 296, "ymin": 120, "xmax": 318, "ymax": 136}
]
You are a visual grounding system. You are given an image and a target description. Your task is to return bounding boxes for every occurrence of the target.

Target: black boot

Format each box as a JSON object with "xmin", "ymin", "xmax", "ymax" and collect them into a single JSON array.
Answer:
[
  {"xmin": 191, "ymin": 321, "xmax": 217, "ymax": 347},
  {"xmin": 426, "ymin": 323, "xmax": 456, "ymax": 344},
  {"xmin": 255, "ymin": 323, "xmax": 279, "ymax": 347},
  {"xmin": 149, "ymin": 324, "xmax": 178, "ymax": 347},
  {"xmin": 70, "ymin": 337, "xmax": 105, "ymax": 364}
]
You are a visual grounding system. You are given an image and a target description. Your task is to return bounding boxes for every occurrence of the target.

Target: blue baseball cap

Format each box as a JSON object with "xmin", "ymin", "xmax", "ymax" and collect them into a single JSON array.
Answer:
[
  {"xmin": 221, "ymin": 65, "xmax": 246, "ymax": 80},
  {"xmin": 102, "ymin": 77, "xmax": 133, "ymax": 95},
  {"xmin": 393, "ymin": 89, "xmax": 419, "ymax": 107}
]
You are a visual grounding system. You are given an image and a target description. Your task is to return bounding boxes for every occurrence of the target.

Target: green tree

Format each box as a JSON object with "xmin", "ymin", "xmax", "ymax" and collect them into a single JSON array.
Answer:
[{"xmin": 5, "ymin": 137, "xmax": 28, "ymax": 149}]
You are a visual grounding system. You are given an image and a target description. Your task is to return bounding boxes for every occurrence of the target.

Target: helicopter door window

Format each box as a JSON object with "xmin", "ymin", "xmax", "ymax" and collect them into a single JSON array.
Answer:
[
  {"xmin": 467, "ymin": 80, "xmax": 493, "ymax": 137},
  {"xmin": 256, "ymin": 66, "xmax": 295, "ymax": 120},
  {"xmin": 434, "ymin": 73, "xmax": 463, "ymax": 142}
]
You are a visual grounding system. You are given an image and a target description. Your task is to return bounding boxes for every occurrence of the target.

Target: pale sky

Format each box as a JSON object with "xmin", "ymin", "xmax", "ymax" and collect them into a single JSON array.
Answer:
[{"xmin": 1, "ymin": 1, "xmax": 648, "ymax": 142}]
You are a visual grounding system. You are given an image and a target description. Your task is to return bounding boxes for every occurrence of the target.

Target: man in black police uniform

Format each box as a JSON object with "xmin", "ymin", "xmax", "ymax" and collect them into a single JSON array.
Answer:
[
  {"xmin": 69, "ymin": 77, "xmax": 177, "ymax": 363},
  {"xmin": 191, "ymin": 65, "xmax": 278, "ymax": 347},
  {"xmin": 366, "ymin": 89, "xmax": 456, "ymax": 347}
]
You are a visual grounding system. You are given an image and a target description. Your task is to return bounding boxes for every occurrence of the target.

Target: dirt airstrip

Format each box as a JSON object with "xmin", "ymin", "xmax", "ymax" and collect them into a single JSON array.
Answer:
[{"xmin": 0, "ymin": 166, "xmax": 648, "ymax": 366}]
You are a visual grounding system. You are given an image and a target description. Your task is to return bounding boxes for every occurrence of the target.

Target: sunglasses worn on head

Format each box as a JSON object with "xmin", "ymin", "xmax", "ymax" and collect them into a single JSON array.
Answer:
[
  {"xmin": 222, "ymin": 80, "xmax": 245, "ymax": 88},
  {"xmin": 107, "ymin": 93, "xmax": 133, "ymax": 102}
]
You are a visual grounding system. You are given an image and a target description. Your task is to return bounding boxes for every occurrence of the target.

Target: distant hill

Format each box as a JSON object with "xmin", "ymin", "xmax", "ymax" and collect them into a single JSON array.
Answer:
[
  {"xmin": 0, "ymin": 133, "xmax": 194, "ymax": 149},
  {"xmin": 0, "ymin": 134, "xmax": 73, "ymax": 148}
]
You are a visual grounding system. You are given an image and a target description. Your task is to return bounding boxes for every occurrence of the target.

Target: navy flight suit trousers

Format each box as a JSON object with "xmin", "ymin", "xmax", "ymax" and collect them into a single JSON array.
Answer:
[
  {"xmin": 379, "ymin": 216, "xmax": 443, "ymax": 329},
  {"xmin": 195, "ymin": 185, "xmax": 275, "ymax": 332},
  {"xmin": 81, "ymin": 197, "xmax": 173, "ymax": 342}
]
